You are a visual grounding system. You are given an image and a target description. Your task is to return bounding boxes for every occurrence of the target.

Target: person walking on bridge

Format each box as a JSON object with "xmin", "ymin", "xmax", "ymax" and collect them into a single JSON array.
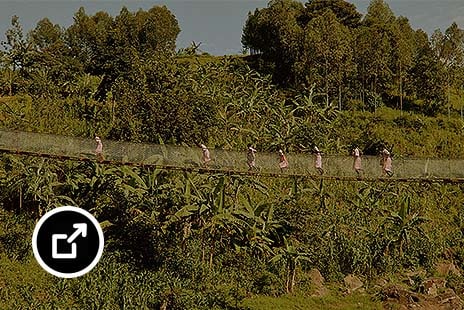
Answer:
[
  {"xmin": 352, "ymin": 146, "xmax": 362, "ymax": 177},
  {"xmin": 247, "ymin": 144, "xmax": 257, "ymax": 171},
  {"xmin": 200, "ymin": 144, "xmax": 211, "ymax": 167},
  {"xmin": 381, "ymin": 148, "xmax": 393, "ymax": 177},
  {"xmin": 95, "ymin": 136, "xmax": 104, "ymax": 162},
  {"xmin": 278, "ymin": 149, "xmax": 289, "ymax": 172},
  {"xmin": 314, "ymin": 146, "xmax": 323, "ymax": 175}
]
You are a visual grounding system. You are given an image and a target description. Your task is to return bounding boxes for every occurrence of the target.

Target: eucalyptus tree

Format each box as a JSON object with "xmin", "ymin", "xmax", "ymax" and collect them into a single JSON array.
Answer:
[
  {"xmin": 409, "ymin": 30, "xmax": 446, "ymax": 115},
  {"xmin": 26, "ymin": 18, "xmax": 81, "ymax": 98},
  {"xmin": 1, "ymin": 16, "xmax": 31, "ymax": 71},
  {"xmin": 354, "ymin": 0, "xmax": 396, "ymax": 107},
  {"xmin": 242, "ymin": 0, "xmax": 362, "ymax": 90},
  {"xmin": 66, "ymin": 5, "xmax": 180, "ymax": 101},
  {"xmin": 301, "ymin": 0, "xmax": 362, "ymax": 29},
  {"xmin": 298, "ymin": 11, "xmax": 354, "ymax": 108},
  {"xmin": 0, "ymin": 16, "xmax": 31, "ymax": 95},
  {"xmin": 392, "ymin": 16, "xmax": 415, "ymax": 112},
  {"xmin": 242, "ymin": 0, "xmax": 305, "ymax": 85},
  {"xmin": 431, "ymin": 22, "xmax": 464, "ymax": 117}
]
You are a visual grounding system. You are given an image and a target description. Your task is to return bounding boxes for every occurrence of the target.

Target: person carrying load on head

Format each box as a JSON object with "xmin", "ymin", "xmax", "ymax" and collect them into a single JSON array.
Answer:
[
  {"xmin": 381, "ymin": 148, "xmax": 393, "ymax": 177},
  {"xmin": 247, "ymin": 144, "xmax": 257, "ymax": 171},
  {"xmin": 314, "ymin": 146, "xmax": 323, "ymax": 175},
  {"xmin": 352, "ymin": 146, "xmax": 362, "ymax": 177},
  {"xmin": 278, "ymin": 149, "xmax": 289, "ymax": 172},
  {"xmin": 200, "ymin": 144, "xmax": 211, "ymax": 166},
  {"xmin": 95, "ymin": 136, "xmax": 104, "ymax": 161}
]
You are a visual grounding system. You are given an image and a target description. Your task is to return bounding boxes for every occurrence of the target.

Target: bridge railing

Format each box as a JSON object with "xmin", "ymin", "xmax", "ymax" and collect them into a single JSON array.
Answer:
[{"xmin": 1, "ymin": 129, "xmax": 463, "ymax": 179}]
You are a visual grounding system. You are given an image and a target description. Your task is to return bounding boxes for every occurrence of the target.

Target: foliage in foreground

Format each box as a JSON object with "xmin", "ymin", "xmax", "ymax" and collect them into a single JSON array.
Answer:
[{"xmin": 0, "ymin": 155, "xmax": 463, "ymax": 308}]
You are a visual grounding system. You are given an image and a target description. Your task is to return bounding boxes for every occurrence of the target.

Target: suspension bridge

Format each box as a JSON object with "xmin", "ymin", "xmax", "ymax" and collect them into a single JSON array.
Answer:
[{"xmin": 1, "ymin": 129, "xmax": 464, "ymax": 183}]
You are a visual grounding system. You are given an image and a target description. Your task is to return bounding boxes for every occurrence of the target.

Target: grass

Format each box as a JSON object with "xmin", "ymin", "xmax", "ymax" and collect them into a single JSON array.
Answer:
[
  {"xmin": 0, "ymin": 255, "xmax": 56, "ymax": 308},
  {"xmin": 241, "ymin": 293, "xmax": 383, "ymax": 310}
]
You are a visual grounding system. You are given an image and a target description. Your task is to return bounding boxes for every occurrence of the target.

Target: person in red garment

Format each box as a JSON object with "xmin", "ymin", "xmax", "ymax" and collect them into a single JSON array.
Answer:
[{"xmin": 278, "ymin": 149, "xmax": 289, "ymax": 172}]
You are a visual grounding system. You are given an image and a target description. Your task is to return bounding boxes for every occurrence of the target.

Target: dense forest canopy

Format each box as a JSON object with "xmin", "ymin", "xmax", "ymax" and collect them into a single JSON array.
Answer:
[{"xmin": 243, "ymin": 0, "xmax": 464, "ymax": 114}]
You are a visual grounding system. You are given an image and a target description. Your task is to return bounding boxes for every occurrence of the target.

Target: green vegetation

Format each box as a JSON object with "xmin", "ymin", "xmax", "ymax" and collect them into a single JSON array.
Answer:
[
  {"xmin": 1, "ymin": 159, "xmax": 464, "ymax": 308},
  {"xmin": 242, "ymin": 294, "xmax": 383, "ymax": 310},
  {"xmin": 1, "ymin": 0, "xmax": 464, "ymax": 309}
]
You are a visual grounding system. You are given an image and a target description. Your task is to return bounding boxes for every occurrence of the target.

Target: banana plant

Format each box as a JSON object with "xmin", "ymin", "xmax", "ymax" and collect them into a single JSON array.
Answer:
[
  {"xmin": 1, "ymin": 156, "xmax": 75, "ymax": 217},
  {"xmin": 384, "ymin": 195, "xmax": 429, "ymax": 257},
  {"xmin": 234, "ymin": 193, "xmax": 282, "ymax": 257},
  {"xmin": 270, "ymin": 237, "xmax": 311, "ymax": 293}
]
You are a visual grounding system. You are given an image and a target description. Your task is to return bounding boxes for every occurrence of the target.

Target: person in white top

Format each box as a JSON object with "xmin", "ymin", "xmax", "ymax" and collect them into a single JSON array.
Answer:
[
  {"xmin": 95, "ymin": 136, "xmax": 103, "ymax": 161},
  {"xmin": 352, "ymin": 147, "xmax": 362, "ymax": 177},
  {"xmin": 278, "ymin": 149, "xmax": 289, "ymax": 172},
  {"xmin": 247, "ymin": 144, "xmax": 257, "ymax": 171},
  {"xmin": 200, "ymin": 144, "xmax": 211, "ymax": 166},
  {"xmin": 314, "ymin": 146, "xmax": 323, "ymax": 175}
]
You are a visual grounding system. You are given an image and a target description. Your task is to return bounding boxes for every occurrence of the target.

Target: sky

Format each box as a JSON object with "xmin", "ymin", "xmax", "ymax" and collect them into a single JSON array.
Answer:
[{"xmin": 0, "ymin": 0, "xmax": 463, "ymax": 55}]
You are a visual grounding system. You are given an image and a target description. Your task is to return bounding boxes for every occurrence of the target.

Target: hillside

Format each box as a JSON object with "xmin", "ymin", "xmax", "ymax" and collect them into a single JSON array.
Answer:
[{"xmin": 1, "ymin": 1, "xmax": 464, "ymax": 309}]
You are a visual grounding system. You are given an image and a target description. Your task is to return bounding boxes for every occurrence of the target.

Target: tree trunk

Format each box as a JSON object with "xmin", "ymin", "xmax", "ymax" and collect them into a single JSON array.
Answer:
[
  {"xmin": 460, "ymin": 87, "xmax": 463, "ymax": 121},
  {"xmin": 8, "ymin": 71, "xmax": 13, "ymax": 96},
  {"xmin": 19, "ymin": 186, "xmax": 22, "ymax": 210},
  {"xmin": 448, "ymin": 83, "xmax": 451, "ymax": 118},
  {"xmin": 338, "ymin": 83, "xmax": 342, "ymax": 110},
  {"xmin": 286, "ymin": 265, "xmax": 291, "ymax": 293},
  {"xmin": 291, "ymin": 265, "xmax": 297, "ymax": 293},
  {"xmin": 209, "ymin": 240, "xmax": 215, "ymax": 269},
  {"xmin": 399, "ymin": 62, "xmax": 403, "ymax": 114},
  {"xmin": 325, "ymin": 58, "xmax": 329, "ymax": 107}
]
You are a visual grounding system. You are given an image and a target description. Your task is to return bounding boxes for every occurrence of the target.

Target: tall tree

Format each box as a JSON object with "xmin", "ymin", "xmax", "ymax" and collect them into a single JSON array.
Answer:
[
  {"xmin": 242, "ymin": 0, "xmax": 361, "ymax": 88},
  {"xmin": 26, "ymin": 18, "xmax": 79, "ymax": 98},
  {"xmin": 1, "ymin": 15, "xmax": 31, "ymax": 71},
  {"xmin": 392, "ymin": 16, "xmax": 415, "ymax": 112},
  {"xmin": 0, "ymin": 16, "xmax": 31, "ymax": 95},
  {"xmin": 66, "ymin": 8, "xmax": 114, "ymax": 76},
  {"xmin": 354, "ymin": 0, "xmax": 396, "ymax": 108},
  {"xmin": 299, "ymin": 11, "xmax": 354, "ymax": 108},
  {"xmin": 242, "ymin": 0, "xmax": 305, "ymax": 85},
  {"xmin": 66, "ymin": 6, "xmax": 180, "ymax": 101},
  {"xmin": 301, "ymin": 0, "xmax": 362, "ymax": 29},
  {"xmin": 431, "ymin": 22, "xmax": 464, "ymax": 117},
  {"xmin": 409, "ymin": 30, "xmax": 445, "ymax": 115}
]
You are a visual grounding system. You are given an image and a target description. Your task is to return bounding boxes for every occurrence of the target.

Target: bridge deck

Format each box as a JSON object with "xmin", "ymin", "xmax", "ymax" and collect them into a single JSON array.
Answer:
[{"xmin": 1, "ymin": 129, "xmax": 463, "ymax": 182}]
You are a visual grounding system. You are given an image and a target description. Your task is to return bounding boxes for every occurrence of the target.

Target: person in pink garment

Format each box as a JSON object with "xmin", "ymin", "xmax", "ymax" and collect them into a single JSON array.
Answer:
[
  {"xmin": 278, "ymin": 149, "xmax": 289, "ymax": 172},
  {"xmin": 200, "ymin": 144, "xmax": 211, "ymax": 166},
  {"xmin": 247, "ymin": 144, "xmax": 257, "ymax": 171},
  {"xmin": 381, "ymin": 148, "xmax": 393, "ymax": 177},
  {"xmin": 314, "ymin": 146, "xmax": 323, "ymax": 175},
  {"xmin": 95, "ymin": 136, "xmax": 104, "ymax": 161},
  {"xmin": 352, "ymin": 146, "xmax": 362, "ymax": 177}
]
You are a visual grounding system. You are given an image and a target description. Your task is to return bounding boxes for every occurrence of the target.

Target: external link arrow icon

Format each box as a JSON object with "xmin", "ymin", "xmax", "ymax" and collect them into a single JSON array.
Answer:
[
  {"xmin": 52, "ymin": 223, "xmax": 87, "ymax": 260},
  {"xmin": 67, "ymin": 223, "xmax": 87, "ymax": 243}
]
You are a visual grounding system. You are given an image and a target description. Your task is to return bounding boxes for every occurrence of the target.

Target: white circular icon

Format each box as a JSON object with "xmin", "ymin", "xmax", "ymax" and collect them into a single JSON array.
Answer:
[{"xmin": 32, "ymin": 206, "xmax": 104, "ymax": 278}]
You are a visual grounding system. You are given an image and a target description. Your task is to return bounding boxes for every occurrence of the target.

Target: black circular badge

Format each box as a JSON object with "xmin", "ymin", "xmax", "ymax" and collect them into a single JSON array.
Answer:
[{"xmin": 32, "ymin": 206, "xmax": 104, "ymax": 278}]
